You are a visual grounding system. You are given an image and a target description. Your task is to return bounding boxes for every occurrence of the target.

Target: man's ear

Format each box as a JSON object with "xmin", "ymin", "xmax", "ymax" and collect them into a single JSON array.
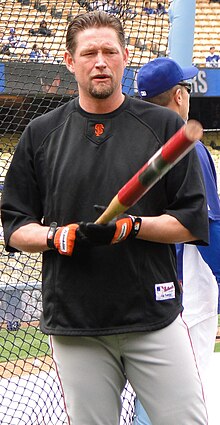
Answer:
[
  {"xmin": 64, "ymin": 51, "xmax": 75, "ymax": 73},
  {"xmin": 123, "ymin": 47, "xmax": 129, "ymax": 67},
  {"xmin": 174, "ymin": 87, "xmax": 182, "ymax": 106}
]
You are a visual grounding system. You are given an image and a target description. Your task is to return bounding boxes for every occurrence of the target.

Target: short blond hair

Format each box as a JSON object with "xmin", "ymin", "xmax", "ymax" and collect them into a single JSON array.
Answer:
[{"xmin": 66, "ymin": 11, "xmax": 125, "ymax": 55}]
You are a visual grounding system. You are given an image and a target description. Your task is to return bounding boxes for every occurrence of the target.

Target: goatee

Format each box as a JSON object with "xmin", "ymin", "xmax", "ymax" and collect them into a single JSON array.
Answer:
[{"xmin": 89, "ymin": 85, "xmax": 114, "ymax": 99}]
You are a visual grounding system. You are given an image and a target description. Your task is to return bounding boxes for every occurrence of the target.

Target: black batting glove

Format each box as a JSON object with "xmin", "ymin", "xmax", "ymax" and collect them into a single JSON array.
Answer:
[{"xmin": 79, "ymin": 214, "xmax": 142, "ymax": 246}]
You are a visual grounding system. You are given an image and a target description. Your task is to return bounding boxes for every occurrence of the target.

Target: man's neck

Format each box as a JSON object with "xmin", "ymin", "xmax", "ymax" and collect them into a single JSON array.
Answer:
[{"xmin": 79, "ymin": 91, "xmax": 125, "ymax": 114}]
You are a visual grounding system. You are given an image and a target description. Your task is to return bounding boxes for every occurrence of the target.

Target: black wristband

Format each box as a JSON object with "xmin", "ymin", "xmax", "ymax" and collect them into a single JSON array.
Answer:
[
  {"xmin": 47, "ymin": 222, "xmax": 58, "ymax": 249},
  {"xmin": 132, "ymin": 217, "xmax": 142, "ymax": 237}
]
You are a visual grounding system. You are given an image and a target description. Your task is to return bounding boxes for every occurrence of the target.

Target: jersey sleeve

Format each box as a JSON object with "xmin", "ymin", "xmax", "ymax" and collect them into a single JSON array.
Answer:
[
  {"xmin": 164, "ymin": 146, "xmax": 209, "ymax": 245},
  {"xmin": 1, "ymin": 127, "xmax": 44, "ymax": 251},
  {"xmin": 195, "ymin": 142, "xmax": 220, "ymax": 220},
  {"xmin": 197, "ymin": 219, "xmax": 220, "ymax": 283}
]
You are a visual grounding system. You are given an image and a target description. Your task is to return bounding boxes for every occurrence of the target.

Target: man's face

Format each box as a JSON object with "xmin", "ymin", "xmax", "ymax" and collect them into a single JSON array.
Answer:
[{"xmin": 64, "ymin": 27, "xmax": 128, "ymax": 100}]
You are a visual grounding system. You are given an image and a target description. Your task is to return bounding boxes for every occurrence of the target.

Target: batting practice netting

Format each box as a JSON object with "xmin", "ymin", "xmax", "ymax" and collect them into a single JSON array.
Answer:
[{"xmin": 0, "ymin": 1, "xmax": 204, "ymax": 424}]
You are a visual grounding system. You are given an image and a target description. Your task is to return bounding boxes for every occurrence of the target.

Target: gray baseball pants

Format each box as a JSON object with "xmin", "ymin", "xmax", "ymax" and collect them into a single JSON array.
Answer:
[{"xmin": 50, "ymin": 314, "xmax": 208, "ymax": 425}]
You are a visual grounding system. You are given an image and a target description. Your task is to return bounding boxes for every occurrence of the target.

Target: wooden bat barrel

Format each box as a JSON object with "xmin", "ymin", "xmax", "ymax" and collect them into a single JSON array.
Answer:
[{"xmin": 96, "ymin": 120, "xmax": 203, "ymax": 224}]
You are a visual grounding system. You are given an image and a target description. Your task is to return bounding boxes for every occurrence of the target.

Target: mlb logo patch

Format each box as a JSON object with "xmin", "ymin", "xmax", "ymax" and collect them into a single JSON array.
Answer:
[{"xmin": 155, "ymin": 282, "xmax": 175, "ymax": 301}]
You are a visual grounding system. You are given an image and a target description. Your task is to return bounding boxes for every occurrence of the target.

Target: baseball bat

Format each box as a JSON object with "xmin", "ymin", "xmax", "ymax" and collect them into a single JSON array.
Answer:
[{"xmin": 95, "ymin": 119, "xmax": 203, "ymax": 224}]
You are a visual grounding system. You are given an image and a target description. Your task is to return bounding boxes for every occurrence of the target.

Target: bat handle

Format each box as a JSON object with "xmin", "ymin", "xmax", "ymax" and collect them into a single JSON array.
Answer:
[{"xmin": 95, "ymin": 195, "xmax": 126, "ymax": 224}]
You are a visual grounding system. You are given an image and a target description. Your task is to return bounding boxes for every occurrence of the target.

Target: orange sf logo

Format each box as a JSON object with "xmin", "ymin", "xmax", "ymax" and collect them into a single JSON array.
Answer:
[{"xmin": 94, "ymin": 123, "xmax": 104, "ymax": 136}]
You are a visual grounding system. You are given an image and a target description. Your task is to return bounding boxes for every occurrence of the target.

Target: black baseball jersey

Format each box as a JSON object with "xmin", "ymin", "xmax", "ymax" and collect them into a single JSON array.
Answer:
[{"xmin": 1, "ymin": 95, "xmax": 209, "ymax": 336}]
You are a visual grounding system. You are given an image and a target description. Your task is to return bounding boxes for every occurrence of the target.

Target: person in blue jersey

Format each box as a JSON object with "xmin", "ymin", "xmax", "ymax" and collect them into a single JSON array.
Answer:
[
  {"xmin": 206, "ymin": 46, "xmax": 220, "ymax": 68},
  {"xmin": 134, "ymin": 56, "xmax": 220, "ymax": 425},
  {"xmin": 1, "ymin": 13, "xmax": 209, "ymax": 425}
]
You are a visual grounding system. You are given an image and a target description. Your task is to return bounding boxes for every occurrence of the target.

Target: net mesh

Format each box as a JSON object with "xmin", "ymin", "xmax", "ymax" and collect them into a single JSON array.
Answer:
[{"xmin": 0, "ymin": 1, "xmax": 168, "ymax": 423}]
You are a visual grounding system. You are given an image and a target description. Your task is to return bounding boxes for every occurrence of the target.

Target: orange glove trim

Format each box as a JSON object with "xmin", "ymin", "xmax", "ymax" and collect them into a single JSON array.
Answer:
[
  {"xmin": 54, "ymin": 224, "xmax": 79, "ymax": 256},
  {"xmin": 112, "ymin": 217, "xmax": 133, "ymax": 244}
]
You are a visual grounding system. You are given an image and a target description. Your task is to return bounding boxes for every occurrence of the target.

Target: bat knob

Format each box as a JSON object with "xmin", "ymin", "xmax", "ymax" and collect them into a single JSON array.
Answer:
[{"xmin": 185, "ymin": 119, "xmax": 203, "ymax": 142}]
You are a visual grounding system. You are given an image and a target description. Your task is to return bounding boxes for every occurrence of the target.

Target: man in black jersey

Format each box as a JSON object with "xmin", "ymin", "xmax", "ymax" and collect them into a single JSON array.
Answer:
[{"xmin": 1, "ymin": 11, "xmax": 208, "ymax": 425}]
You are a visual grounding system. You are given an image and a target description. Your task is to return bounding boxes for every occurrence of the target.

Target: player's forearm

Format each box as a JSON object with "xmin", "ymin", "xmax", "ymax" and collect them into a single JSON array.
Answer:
[
  {"xmin": 137, "ymin": 214, "xmax": 197, "ymax": 244},
  {"xmin": 8, "ymin": 215, "xmax": 196, "ymax": 253},
  {"xmin": 9, "ymin": 223, "xmax": 49, "ymax": 253}
]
